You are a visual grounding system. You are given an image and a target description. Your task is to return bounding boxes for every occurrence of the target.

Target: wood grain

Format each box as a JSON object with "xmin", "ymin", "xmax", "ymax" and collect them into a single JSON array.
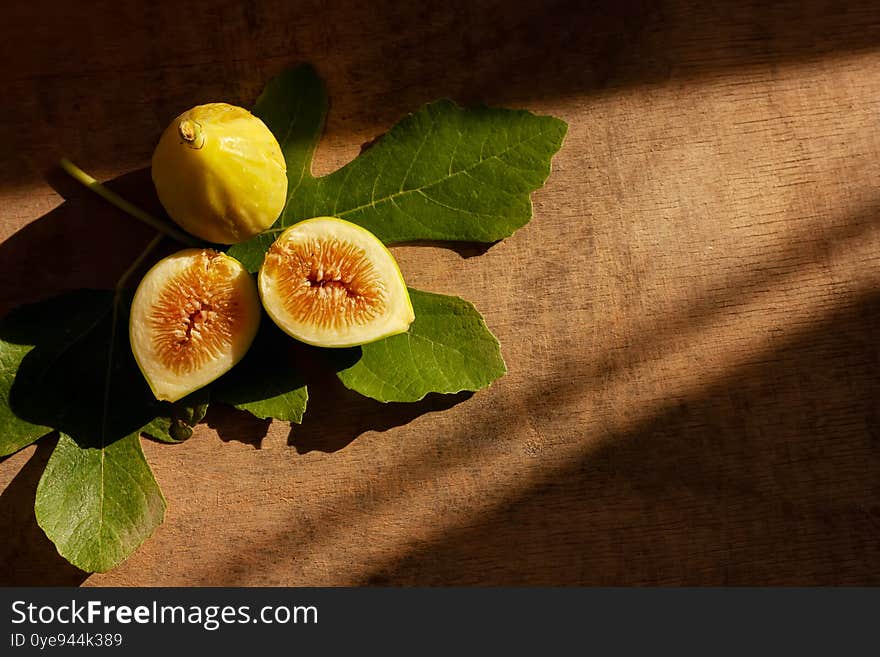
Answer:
[{"xmin": 1, "ymin": 0, "xmax": 879, "ymax": 586}]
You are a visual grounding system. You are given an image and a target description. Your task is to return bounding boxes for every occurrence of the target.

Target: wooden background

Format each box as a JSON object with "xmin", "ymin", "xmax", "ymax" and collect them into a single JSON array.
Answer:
[{"xmin": 1, "ymin": 0, "xmax": 879, "ymax": 586}]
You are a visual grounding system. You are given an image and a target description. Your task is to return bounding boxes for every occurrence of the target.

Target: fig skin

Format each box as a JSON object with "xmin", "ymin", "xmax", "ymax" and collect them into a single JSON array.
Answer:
[
  {"xmin": 151, "ymin": 103, "xmax": 287, "ymax": 245},
  {"xmin": 259, "ymin": 217, "xmax": 415, "ymax": 348},
  {"xmin": 130, "ymin": 249, "xmax": 261, "ymax": 402}
]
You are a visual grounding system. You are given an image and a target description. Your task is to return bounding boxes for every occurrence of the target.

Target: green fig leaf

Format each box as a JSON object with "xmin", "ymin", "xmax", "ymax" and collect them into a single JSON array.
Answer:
[
  {"xmin": 229, "ymin": 64, "xmax": 567, "ymax": 270},
  {"xmin": 35, "ymin": 432, "xmax": 165, "ymax": 573},
  {"xmin": 8, "ymin": 290, "xmax": 168, "ymax": 571},
  {"xmin": 0, "ymin": 301, "xmax": 57, "ymax": 457},
  {"xmin": 213, "ymin": 322, "xmax": 308, "ymax": 423},
  {"xmin": 334, "ymin": 288, "xmax": 506, "ymax": 403},
  {"xmin": 0, "ymin": 338, "xmax": 51, "ymax": 457}
]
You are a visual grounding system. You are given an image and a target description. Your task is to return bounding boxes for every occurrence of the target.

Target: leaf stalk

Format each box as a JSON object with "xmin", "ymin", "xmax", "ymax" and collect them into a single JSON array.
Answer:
[{"xmin": 58, "ymin": 158, "xmax": 202, "ymax": 247}]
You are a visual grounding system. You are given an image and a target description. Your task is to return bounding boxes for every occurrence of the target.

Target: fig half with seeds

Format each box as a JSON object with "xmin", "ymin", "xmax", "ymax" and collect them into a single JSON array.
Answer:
[
  {"xmin": 130, "ymin": 249, "xmax": 261, "ymax": 402},
  {"xmin": 151, "ymin": 103, "xmax": 287, "ymax": 244},
  {"xmin": 259, "ymin": 217, "xmax": 415, "ymax": 348}
]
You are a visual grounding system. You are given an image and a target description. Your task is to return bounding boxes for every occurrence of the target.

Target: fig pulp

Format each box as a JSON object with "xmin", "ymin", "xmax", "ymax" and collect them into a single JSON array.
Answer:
[
  {"xmin": 259, "ymin": 217, "xmax": 414, "ymax": 348},
  {"xmin": 130, "ymin": 249, "xmax": 261, "ymax": 402},
  {"xmin": 151, "ymin": 103, "xmax": 287, "ymax": 244}
]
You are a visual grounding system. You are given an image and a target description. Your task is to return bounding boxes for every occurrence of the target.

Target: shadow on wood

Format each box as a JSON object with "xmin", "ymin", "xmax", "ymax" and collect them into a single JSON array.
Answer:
[
  {"xmin": 362, "ymin": 289, "xmax": 880, "ymax": 585},
  {"xmin": 289, "ymin": 377, "xmax": 473, "ymax": 454},
  {"xmin": 0, "ymin": 166, "xmax": 168, "ymax": 318},
  {"xmin": 205, "ymin": 404, "xmax": 272, "ymax": 449},
  {"xmin": 393, "ymin": 240, "xmax": 497, "ymax": 260}
]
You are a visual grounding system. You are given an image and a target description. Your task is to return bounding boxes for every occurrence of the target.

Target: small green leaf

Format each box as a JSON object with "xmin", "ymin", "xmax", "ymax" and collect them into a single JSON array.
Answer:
[
  {"xmin": 35, "ymin": 432, "xmax": 165, "ymax": 573},
  {"xmin": 213, "ymin": 321, "xmax": 308, "ymax": 423},
  {"xmin": 220, "ymin": 382, "xmax": 308, "ymax": 424},
  {"xmin": 0, "ymin": 338, "xmax": 51, "ymax": 456},
  {"xmin": 141, "ymin": 390, "xmax": 210, "ymax": 443},
  {"xmin": 335, "ymin": 288, "xmax": 506, "ymax": 403},
  {"xmin": 0, "ymin": 304, "xmax": 54, "ymax": 456},
  {"xmin": 229, "ymin": 65, "xmax": 568, "ymax": 270}
]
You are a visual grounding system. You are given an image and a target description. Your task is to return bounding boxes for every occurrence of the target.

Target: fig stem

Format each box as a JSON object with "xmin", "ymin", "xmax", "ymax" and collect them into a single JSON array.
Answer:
[
  {"xmin": 178, "ymin": 119, "xmax": 206, "ymax": 149},
  {"xmin": 58, "ymin": 158, "xmax": 203, "ymax": 247}
]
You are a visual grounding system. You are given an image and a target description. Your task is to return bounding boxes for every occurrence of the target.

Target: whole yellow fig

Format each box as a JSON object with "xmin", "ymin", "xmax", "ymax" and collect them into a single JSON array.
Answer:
[{"xmin": 151, "ymin": 103, "xmax": 287, "ymax": 244}]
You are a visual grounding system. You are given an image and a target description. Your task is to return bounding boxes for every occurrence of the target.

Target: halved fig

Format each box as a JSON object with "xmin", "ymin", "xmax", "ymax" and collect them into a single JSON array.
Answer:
[
  {"xmin": 130, "ymin": 249, "xmax": 260, "ymax": 402},
  {"xmin": 259, "ymin": 217, "xmax": 414, "ymax": 348}
]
